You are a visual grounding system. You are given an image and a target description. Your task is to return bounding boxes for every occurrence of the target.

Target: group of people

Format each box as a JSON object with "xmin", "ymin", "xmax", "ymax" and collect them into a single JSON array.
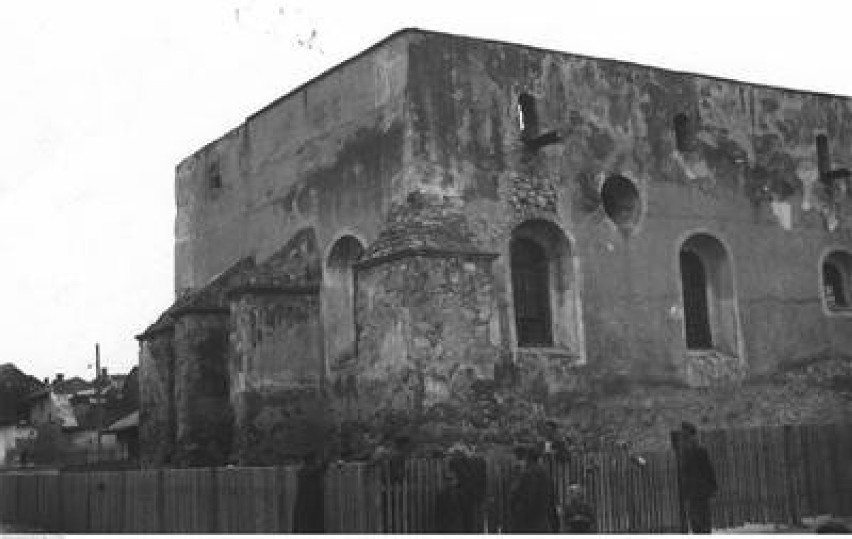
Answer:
[
  {"xmin": 504, "ymin": 445, "xmax": 596, "ymax": 533},
  {"xmin": 436, "ymin": 421, "xmax": 720, "ymax": 534},
  {"xmin": 434, "ymin": 444, "xmax": 595, "ymax": 533},
  {"xmin": 295, "ymin": 421, "xmax": 724, "ymax": 534}
]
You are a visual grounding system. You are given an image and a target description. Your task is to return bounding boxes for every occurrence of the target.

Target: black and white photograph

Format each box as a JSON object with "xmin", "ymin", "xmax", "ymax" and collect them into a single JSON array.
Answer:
[{"xmin": 1, "ymin": 0, "xmax": 851, "ymax": 533}]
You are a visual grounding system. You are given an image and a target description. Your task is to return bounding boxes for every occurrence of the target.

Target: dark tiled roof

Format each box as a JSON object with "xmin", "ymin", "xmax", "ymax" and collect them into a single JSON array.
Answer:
[
  {"xmin": 105, "ymin": 410, "xmax": 139, "ymax": 433},
  {"xmin": 362, "ymin": 192, "xmax": 485, "ymax": 262},
  {"xmin": 138, "ymin": 257, "xmax": 257, "ymax": 338},
  {"xmin": 223, "ymin": 228, "xmax": 322, "ymax": 294},
  {"xmin": 139, "ymin": 229, "xmax": 326, "ymax": 337}
]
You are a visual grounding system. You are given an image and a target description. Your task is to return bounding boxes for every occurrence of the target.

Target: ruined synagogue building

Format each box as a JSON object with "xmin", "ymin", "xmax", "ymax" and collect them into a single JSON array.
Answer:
[{"xmin": 137, "ymin": 29, "xmax": 852, "ymax": 467}]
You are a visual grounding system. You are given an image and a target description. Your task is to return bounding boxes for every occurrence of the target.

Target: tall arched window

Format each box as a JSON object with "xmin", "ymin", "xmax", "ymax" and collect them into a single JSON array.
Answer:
[
  {"xmin": 822, "ymin": 250, "xmax": 852, "ymax": 311},
  {"xmin": 679, "ymin": 233, "xmax": 739, "ymax": 355},
  {"xmin": 509, "ymin": 219, "xmax": 584, "ymax": 358},
  {"xmin": 323, "ymin": 236, "xmax": 365, "ymax": 370},
  {"xmin": 680, "ymin": 250, "xmax": 712, "ymax": 349},
  {"xmin": 511, "ymin": 237, "xmax": 552, "ymax": 346},
  {"xmin": 823, "ymin": 264, "xmax": 846, "ymax": 308}
]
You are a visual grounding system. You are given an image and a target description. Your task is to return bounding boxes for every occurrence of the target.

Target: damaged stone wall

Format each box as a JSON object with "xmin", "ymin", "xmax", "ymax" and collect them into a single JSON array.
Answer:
[
  {"xmin": 137, "ymin": 326, "xmax": 176, "ymax": 466},
  {"xmin": 354, "ymin": 250, "xmax": 503, "ymax": 443},
  {"xmin": 402, "ymin": 31, "xmax": 852, "ymax": 388},
  {"xmin": 172, "ymin": 310, "xmax": 232, "ymax": 466},
  {"xmin": 223, "ymin": 227, "xmax": 327, "ymax": 464},
  {"xmin": 174, "ymin": 32, "xmax": 409, "ymax": 296},
  {"xmin": 228, "ymin": 287, "xmax": 325, "ymax": 464}
]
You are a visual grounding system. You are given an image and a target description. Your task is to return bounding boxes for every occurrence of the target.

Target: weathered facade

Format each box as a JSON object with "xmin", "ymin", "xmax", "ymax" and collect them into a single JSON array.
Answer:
[{"xmin": 138, "ymin": 29, "xmax": 852, "ymax": 466}]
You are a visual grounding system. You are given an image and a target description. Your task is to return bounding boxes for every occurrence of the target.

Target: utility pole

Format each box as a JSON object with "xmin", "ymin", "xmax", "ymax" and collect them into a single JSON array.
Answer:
[{"xmin": 96, "ymin": 343, "xmax": 103, "ymax": 462}]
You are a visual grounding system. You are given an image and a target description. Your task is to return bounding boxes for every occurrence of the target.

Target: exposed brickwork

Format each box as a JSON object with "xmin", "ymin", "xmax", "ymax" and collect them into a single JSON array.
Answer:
[
  {"xmin": 361, "ymin": 191, "xmax": 482, "ymax": 261},
  {"xmin": 354, "ymin": 251, "xmax": 503, "ymax": 444}
]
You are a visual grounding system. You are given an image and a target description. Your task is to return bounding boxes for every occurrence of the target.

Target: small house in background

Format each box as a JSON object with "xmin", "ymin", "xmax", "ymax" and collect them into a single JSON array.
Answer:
[
  {"xmin": 0, "ymin": 421, "xmax": 36, "ymax": 466},
  {"xmin": 105, "ymin": 410, "xmax": 139, "ymax": 461},
  {"xmin": 26, "ymin": 385, "xmax": 79, "ymax": 429},
  {"xmin": 0, "ymin": 363, "xmax": 44, "ymax": 466},
  {"xmin": 7, "ymin": 369, "xmax": 142, "ymax": 467}
]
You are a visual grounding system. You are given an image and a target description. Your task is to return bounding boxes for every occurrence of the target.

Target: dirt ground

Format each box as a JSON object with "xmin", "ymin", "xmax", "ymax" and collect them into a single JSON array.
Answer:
[{"xmin": 716, "ymin": 515, "xmax": 852, "ymax": 534}]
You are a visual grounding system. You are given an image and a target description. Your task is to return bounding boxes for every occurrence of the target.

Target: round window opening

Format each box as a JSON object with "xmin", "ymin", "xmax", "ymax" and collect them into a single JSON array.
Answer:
[{"xmin": 601, "ymin": 175, "xmax": 642, "ymax": 228}]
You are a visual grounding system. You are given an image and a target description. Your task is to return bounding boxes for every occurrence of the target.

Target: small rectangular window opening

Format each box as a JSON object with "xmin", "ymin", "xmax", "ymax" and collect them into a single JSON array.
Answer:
[
  {"xmin": 518, "ymin": 93, "xmax": 539, "ymax": 138},
  {"xmin": 208, "ymin": 161, "xmax": 222, "ymax": 189},
  {"xmin": 674, "ymin": 113, "xmax": 694, "ymax": 153},
  {"xmin": 816, "ymin": 134, "xmax": 830, "ymax": 182}
]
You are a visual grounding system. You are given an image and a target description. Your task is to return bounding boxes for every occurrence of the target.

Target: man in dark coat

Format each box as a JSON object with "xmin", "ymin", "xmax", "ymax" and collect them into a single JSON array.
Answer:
[
  {"xmin": 509, "ymin": 446, "xmax": 559, "ymax": 533},
  {"xmin": 435, "ymin": 465, "xmax": 467, "ymax": 532},
  {"xmin": 561, "ymin": 483, "xmax": 596, "ymax": 533},
  {"xmin": 449, "ymin": 450, "xmax": 487, "ymax": 532},
  {"xmin": 293, "ymin": 451, "xmax": 326, "ymax": 532},
  {"xmin": 679, "ymin": 422, "xmax": 718, "ymax": 534}
]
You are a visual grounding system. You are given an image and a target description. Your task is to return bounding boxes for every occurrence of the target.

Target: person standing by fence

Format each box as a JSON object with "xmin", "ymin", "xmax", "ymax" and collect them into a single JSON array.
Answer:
[
  {"xmin": 678, "ymin": 422, "xmax": 718, "ymax": 534},
  {"xmin": 435, "ymin": 462, "xmax": 467, "ymax": 532},
  {"xmin": 447, "ymin": 445, "xmax": 487, "ymax": 532},
  {"xmin": 509, "ymin": 445, "xmax": 559, "ymax": 533},
  {"xmin": 293, "ymin": 451, "xmax": 327, "ymax": 533},
  {"xmin": 560, "ymin": 483, "xmax": 596, "ymax": 533}
]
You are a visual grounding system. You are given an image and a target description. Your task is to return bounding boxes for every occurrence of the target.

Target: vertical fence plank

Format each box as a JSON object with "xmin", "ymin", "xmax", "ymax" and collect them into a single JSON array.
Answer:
[
  {"xmin": 126, "ymin": 469, "xmax": 158, "ymax": 532},
  {"xmin": 841, "ymin": 425, "xmax": 852, "ymax": 516},
  {"xmin": 0, "ymin": 474, "xmax": 8, "ymax": 523}
]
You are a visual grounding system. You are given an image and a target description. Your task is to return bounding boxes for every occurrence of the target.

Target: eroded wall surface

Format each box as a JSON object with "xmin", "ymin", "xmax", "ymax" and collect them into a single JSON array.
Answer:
[
  {"xmin": 229, "ymin": 288, "xmax": 325, "ymax": 464},
  {"xmin": 402, "ymin": 32, "xmax": 852, "ymax": 387},
  {"xmin": 174, "ymin": 33, "xmax": 409, "ymax": 296},
  {"xmin": 354, "ymin": 252, "xmax": 502, "ymax": 433},
  {"xmin": 173, "ymin": 311, "xmax": 232, "ymax": 465},
  {"xmin": 138, "ymin": 328, "xmax": 175, "ymax": 466}
]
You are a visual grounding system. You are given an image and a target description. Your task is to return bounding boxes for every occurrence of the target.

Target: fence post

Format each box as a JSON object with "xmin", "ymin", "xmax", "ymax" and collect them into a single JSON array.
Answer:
[
  {"xmin": 156, "ymin": 468, "xmax": 165, "ymax": 533},
  {"xmin": 669, "ymin": 430, "xmax": 688, "ymax": 533},
  {"xmin": 782, "ymin": 425, "xmax": 801, "ymax": 526},
  {"xmin": 207, "ymin": 467, "xmax": 219, "ymax": 532},
  {"xmin": 55, "ymin": 471, "xmax": 64, "ymax": 532}
]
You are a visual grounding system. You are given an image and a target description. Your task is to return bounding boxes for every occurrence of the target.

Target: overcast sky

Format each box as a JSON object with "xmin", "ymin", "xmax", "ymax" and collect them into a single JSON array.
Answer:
[{"xmin": 1, "ymin": 0, "xmax": 850, "ymax": 381}]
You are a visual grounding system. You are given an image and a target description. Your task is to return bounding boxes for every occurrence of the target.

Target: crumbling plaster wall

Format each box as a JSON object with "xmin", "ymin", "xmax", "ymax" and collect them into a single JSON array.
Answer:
[
  {"xmin": 228, "ymin": 288, "xmax": 325, "ymax": 464},
  {"xmin": 174, "ymin": 33, "xmax": 410, "ymax": 296},
  {"xmin": 354, "ymin": 252, "xmax": 503, "ymax": 438},
  {"xmin": 172, "ymin": 310, "xmax": 232, "ymax": 466},
  {"xmin": 402, "ymin": 32, "xmax": 852, "ymax": 386},
  {"xmin": 138, "ymin": 328, "xmax": 175, "ymax": 466}
]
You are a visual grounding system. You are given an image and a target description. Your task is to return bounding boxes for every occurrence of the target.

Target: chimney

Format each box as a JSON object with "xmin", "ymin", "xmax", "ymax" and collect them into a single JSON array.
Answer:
[
  {"xmin": 53, "ymin": 373, "xmax": 64, "ymax": 385},
  {"xmin": 101, "ymin": 367, "xmax": 107, "ymax": 380}
]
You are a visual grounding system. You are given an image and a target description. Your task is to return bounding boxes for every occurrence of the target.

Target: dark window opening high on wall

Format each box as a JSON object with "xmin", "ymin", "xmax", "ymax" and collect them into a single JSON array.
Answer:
[
  {"xmin": 674, "ymin": 113, "xmax": 695, "ymax": 152},
  {"xmin": 816, "ymin": 134, "xmax": 830, "ymax": 182},
  {"xmin": 208, "ymin": 161, "xmax": 222, "ymax": 189},
  {"xmin": 518, "ymin": 93, "xmax": 539, "ymax": 138}
]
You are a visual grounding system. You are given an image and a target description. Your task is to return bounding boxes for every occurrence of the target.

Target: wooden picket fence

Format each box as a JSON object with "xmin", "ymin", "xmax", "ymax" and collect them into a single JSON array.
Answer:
[{"xmin": 0, "ymin": 423, "xmax": 850, "ymax": 532}]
